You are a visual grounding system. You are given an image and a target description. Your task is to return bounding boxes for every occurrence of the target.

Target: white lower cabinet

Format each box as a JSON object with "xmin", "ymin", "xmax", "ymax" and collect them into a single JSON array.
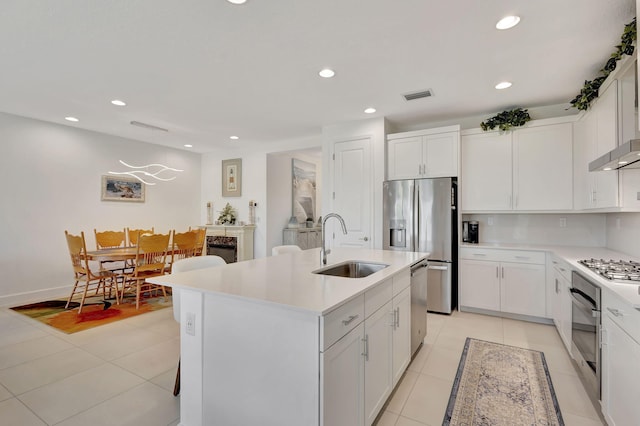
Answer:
[
  {"xmin": 459, "ymin": 248, "xmax": 546, "ymax": 317},
  {"xmin": 601, "ymin": 291, "xmax": 640, "ymax": 426},
  {"xmin": 551, "ymin": 258, "xmax": 572, "ymax": 352},
  {"xmin": 364, "ymin": 300, "xmax": 393, "ymax": 425},
  {"xmin": 321, "ymin": 271, "xmax": 413, "ymax": 426},
  {"xmin": 321, "ymin": 322, "xmax": 365, "ymax": 426}
]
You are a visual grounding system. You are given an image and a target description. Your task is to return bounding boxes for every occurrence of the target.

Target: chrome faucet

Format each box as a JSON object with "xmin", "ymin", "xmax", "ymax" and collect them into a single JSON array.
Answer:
[{"xmin": 321, "ymin": 213, "xmax": 348, "ymax": 265}]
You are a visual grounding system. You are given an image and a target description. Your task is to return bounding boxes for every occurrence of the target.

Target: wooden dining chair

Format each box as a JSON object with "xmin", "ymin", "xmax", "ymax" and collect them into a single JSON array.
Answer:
[
  {"xmin": 121, "ymin": 232, "xmax": 170, "ymax": 309},
  {"xmin": 65, "ymin": 230, "xmax": 120, "ymax": 314},
  {"xmin": 126, "ymin": 227, "xmax": 155, "ymax": 247},
  {"xmin": 94, "ymin": 228, "xmax": 127, "ymax": 273},
  {"xmin": 166, "ymin": 230, "xmax": 198, "ymax": 274},
  {"xmin": 188, "ymin": 227, "xmax": 207, "ymax": 256}
]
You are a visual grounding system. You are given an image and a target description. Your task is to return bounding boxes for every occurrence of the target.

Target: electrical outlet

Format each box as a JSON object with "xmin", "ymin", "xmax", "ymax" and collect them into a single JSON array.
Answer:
[
  {"xmin": 637, "ymin": 191, "xmax": 640, "ymax": 201},
  {"xmin": 559, "ymin": 218, "xmax": 567, "ymax": 228},
  {"xmin": 186, "ymin": 312, "xmax": 196, "ymax": 336},
  {"xmin": 487, "ymin": 217, "xmax": 494, "ymax": 226}
]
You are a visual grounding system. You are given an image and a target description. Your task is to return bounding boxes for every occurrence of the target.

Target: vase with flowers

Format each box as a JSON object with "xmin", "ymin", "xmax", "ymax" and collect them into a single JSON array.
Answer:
[{"xmin": 217, "ymin": 203, "xmax": 237, "ymax": 225}]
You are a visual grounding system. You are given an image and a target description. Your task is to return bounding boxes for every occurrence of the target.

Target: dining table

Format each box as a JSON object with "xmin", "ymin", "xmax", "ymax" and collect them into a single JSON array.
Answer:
[{"xmin": 83, "ymin": 247, "xmax": 139, "ymax": 262}]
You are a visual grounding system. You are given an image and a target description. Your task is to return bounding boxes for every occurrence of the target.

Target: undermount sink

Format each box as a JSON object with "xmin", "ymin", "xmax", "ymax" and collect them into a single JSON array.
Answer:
[{"xmin": 312, "ymin": 261, "xmax": 389, "ymax": 278}]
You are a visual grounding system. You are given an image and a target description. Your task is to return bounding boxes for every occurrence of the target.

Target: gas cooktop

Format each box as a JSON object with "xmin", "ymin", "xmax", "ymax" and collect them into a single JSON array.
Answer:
[{"xmin": 579, "ymin": 258, "xmax": 640, "ymax": 283}]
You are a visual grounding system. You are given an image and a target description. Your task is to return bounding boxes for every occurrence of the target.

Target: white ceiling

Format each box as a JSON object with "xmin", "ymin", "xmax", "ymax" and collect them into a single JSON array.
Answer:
[{"xmin": 0, "ymin": 1, "xmax": 635, "ymax": 153}]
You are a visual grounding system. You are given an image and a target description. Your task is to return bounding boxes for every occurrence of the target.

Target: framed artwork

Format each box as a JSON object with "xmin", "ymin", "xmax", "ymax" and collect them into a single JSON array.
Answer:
[
  {"xmin": 292, "ymin": 158, "xmax": 316, "ymax": 224},
  {"xmin": 222, "ymin": 158, "xmax": 242, "ymax": 197},
  {"xmin": 101, "ymin": 175, "xmax": 145, "ymax": 202}
]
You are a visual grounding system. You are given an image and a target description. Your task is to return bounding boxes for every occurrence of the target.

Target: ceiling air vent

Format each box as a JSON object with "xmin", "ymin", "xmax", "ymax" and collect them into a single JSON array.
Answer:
[{"xmin": 403, "ymin": 89, "xmax": 433, "ymax": 101}]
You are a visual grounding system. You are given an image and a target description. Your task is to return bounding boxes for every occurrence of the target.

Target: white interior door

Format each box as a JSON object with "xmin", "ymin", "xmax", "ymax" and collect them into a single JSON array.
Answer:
[{"xmin": 332, "ymin": 138, "xmax": 372, "ymax": 248}]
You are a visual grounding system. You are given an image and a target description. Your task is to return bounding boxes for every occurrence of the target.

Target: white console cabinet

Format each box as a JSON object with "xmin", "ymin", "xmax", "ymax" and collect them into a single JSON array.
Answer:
[{"xmin": 459, "ymin": 247, "xmax": 546, "ymax": 318}]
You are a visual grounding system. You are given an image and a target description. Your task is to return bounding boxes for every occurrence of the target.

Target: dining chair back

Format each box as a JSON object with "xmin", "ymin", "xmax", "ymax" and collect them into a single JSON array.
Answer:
[
  {"xmin": 170, "ymin": 254, "xmax": 226, "ymax": 396},
  {"xmin": 271, "ymin": 245, "xmax": 302, "ymax": 256},
  {"xmin": 65, "ymin": 230, "xmax": 119, "ymax": 313},
  {"xmin": 190, "ymin": 228, "xmax": 207, "ymax": 256},
  {"xmin": 94, "ymin": 228, "xmax": 127, "ymax": 272},
  {"xmin": 167, "ymin": 230, "xmax": 198, "ymax": 273},
  {"xmin": 122, "ymin": 232, "xmax": 170, "ymax": 309},
  {"xmin": 126, "ymin": 227, "xmax": 155, "ymax": 246}
]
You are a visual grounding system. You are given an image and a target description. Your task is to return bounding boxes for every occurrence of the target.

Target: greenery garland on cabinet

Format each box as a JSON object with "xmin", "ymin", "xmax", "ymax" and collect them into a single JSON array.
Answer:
[
  {"xmin": 480, "ymin": 108, "xmax": 531, "ymax": 132},
  {"xmin": 570, "ymin": 18, "xmax": 636, "ymax": 111}
]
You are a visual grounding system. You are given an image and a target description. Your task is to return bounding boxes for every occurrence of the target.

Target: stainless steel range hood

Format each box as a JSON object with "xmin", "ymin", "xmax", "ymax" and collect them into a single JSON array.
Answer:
[{"xmin": 589, "ymin": 139, "xmax": 640, "ymax": 171}]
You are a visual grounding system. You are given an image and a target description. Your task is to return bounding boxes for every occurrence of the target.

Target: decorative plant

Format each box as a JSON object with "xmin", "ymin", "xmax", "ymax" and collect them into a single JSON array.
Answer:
[
  {"xmin": 480, "ymin": 108, "xmax": 531, "ymax": 132},
  {"xmin": 570, "ymin": 18, "xmax": 636, "ymax": 111},
  {"xmin": 217, "ymin": 202, "xmax": 236, "ymax": 224}
]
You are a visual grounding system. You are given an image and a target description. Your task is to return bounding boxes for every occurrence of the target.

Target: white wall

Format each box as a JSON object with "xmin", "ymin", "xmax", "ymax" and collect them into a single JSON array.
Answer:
[
  {"xmin": 266, "ymin": 151, "xmax": 322, "ymax": 254},
  {"xmin": 463, "ymin": 213, "xmax": 607, "ymax": 247},
  {"xmin": 0, "ymin": 112, "xmax": 201, "ymax": 305},
  {"xmin": 606, "ymin": 212, "xmax": 640, "ymax": 257},
  {"xmin": 200, "ymin": 136, "xmax": 321, "ymax": 259}
]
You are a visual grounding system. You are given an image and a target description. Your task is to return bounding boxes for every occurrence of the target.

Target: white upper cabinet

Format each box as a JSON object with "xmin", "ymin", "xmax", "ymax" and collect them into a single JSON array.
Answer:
[
  {"xmin": 574, "ymin": 79, "xmax": 620, "ymax": 209},
  {"xmin": 387, "ymin": 126, "xmax": 459, "ymax": 180},
  {"xmin": 461, "ymin": 120, "xmax": 573, "ymax": 212},
  {"xmin": 461, "ymin": 131, "xmax": 512, "ymax": 211}
]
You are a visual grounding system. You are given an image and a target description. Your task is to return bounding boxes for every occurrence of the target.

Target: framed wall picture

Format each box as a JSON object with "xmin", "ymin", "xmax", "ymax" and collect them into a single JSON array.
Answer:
[
  {"xmin": 101, "ymin": 175, "xmax": 145, "ymax": 202},
  {"xmin": 292, "ymin": 158, "xmax": 316, "ymax": 224},
  {"xmin": 222, "ymin": 158, "xmax": 242, "ymax": 197}
]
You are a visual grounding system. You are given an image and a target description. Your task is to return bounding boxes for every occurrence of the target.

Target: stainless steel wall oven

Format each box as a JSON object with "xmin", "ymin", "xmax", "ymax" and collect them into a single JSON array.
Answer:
[{"xmin": 570, "ymin": 271, "xmax": 601, "ymax": 402}]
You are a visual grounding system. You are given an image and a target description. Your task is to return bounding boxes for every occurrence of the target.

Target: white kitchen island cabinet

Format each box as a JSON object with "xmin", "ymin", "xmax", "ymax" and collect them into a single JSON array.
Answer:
[{"xmin": 150, "ymin": 248, "xmax": 427, "ymax": 426}]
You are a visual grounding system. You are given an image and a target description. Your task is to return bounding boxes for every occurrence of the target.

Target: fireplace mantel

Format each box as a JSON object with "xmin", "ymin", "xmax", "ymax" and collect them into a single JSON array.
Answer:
[{"xmin": 201, "ymin": 225, "xmax": 255, "ymax": 261}]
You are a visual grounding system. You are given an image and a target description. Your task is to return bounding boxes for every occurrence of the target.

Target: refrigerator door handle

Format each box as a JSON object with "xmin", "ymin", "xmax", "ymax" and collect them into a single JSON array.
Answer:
[
  {"xmin": 427, "ymin": 265, "xmax": 448, "ymax": 270},
  {"xmin": 413, "ymin": 184, "xmax": 420, "ymax": 252}
]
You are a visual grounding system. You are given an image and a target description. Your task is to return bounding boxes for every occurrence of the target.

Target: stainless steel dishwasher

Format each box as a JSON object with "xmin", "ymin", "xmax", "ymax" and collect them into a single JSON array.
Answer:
[{"xmin": 410, "ymin": 260, "xmax": 428, "ymax": 356}]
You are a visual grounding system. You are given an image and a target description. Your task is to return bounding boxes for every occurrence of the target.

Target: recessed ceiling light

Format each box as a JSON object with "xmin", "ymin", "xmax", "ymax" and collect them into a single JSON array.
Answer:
[
  {"xmin": 364, "ymin": 107, "xmax": 376, "ymax": 114},
  {"xmin": 230, "ymin": 136, "xmax": 239, "ymax": 140},
  {"xmin": 618, "ymin": 161, "xmax": 628, "ymax": 165},
  {"xmin": 184, "ymin": 144, "xmax": 193, "ymax": 148},
  {"xmin": 496, "ymin": 15, "xmax": 521, "ymax": 30},
  {"xmin": 65, "ymin": 116, "xmax": 79, "ymax": 122},
  {"xmin": 111, "ymin": 99, "xmax": 126, "ymax": 106},
  {"xmin": 604, "ymin": 167, "xmax": 613, "ymax": 171},
  {"xmin": 227, "ymin": 0, "xmax": 247, "ymax": 4},
  {"xmin": 495, "ymin": 81, "xmax": 512, "ymax": 90},
  {"xmin": 496, "ymin": 15, "xmax": 520, "ymax": 30},
  {"xmin": 319, "ymin": 68, "xmax": 335, "ymax": 78}
]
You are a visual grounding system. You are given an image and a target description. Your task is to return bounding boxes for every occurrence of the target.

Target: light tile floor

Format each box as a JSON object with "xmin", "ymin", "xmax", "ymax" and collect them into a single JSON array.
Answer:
[
  {"xmin": 0, "ymin": 305, "xmax": 180, "ymax": 426},
  {"xmin": 0, "ymin": 305, "xmax": 604, "ymax": 426},
  {"xmin": 374, "ymin": 310, "xmax": 606, "ymax": 426}
]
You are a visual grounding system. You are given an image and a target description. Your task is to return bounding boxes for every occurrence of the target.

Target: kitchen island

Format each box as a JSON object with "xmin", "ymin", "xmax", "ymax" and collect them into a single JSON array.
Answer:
[{"xmin": 149, "ymin": 247, "xmax": 428, "ymax": 426}]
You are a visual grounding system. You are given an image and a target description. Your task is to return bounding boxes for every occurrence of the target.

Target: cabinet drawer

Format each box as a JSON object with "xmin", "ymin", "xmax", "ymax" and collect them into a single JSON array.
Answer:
[
  {"xmin": 392, "ymin": 268, "xmax": 410, "ymax": 296},
  {"xmin": 365, "ymin": 278, "xmax": 393, "ymax": 318},
  {"xmin": 321, "ymin": 295, "xmax": 365, "ymax": 351},
  {"xmin": 459, "ymin": 247, "xmax": 544, "ymax": 264},
  {"xmin": 603, "ymin": 290, "xmax": 640, "ymax": 345},
  {"xmin": 551, "ymin": 255, "xmax": 572, "ymax": 282}
]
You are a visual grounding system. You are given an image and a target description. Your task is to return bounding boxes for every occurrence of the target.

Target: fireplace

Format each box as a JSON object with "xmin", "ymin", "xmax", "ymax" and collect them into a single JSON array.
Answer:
[{"xmin": 207, "ymin": 235, "xmax": 237, "ymax": 263}]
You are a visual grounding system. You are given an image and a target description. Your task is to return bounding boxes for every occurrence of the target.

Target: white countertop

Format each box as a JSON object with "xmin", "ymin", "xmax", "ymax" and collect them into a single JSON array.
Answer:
[
  {"xmin": 462, "ymin": 243, "xmax": 640, "ymax": 309},
  {"xmin": 149, "ymin": 248, "xmax": 428, "ymax": 315}
]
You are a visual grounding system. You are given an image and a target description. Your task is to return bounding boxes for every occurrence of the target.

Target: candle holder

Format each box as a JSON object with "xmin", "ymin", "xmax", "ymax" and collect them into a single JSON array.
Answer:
[{"xmin": 206, "ymin": 202, "xmax": 213, "ymax": 225}]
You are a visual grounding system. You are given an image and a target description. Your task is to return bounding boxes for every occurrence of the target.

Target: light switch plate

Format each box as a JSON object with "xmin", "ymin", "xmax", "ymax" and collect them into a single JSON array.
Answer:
[{"xmin": 559, "ymin": 218, "xmax": 567, "ymax": 228}]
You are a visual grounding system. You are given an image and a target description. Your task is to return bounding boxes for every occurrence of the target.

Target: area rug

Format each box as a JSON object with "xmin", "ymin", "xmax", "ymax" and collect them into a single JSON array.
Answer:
[
  {"xmin": 443, "ymin": 338, "xmax": 564, "ymax": 426},
  {"xmin": 11, "ymin": 293, "xmax": 172, "ymax": 334}
]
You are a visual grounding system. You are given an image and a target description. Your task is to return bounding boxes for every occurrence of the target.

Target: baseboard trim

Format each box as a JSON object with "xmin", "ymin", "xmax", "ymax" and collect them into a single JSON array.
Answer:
[
  {"xmin": 459, "ymin": 306, "xmax": 553, "ymax": 325},
  {"xmin": 0, "ymin": 286, "xmax": 71, "ymax": 308}
]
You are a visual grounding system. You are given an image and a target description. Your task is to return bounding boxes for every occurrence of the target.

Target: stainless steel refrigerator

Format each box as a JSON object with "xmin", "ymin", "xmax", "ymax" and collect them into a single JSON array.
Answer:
[{"xmin": 383, "ymin": 178, "xmax": 457, "ymax": 314}]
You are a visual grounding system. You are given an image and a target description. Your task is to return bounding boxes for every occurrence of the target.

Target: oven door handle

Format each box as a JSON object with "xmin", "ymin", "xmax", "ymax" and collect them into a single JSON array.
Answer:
[{"xmin": 570, "ymin": 289, "xmax": 599, "ymax": 317}]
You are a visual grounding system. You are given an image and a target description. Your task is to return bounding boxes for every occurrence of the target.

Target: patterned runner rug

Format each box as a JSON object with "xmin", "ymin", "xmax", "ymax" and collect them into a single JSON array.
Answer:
[
  {"xmin": 444, "ymin": 338, "xmax": 564, "ymax": 426},
  {"xmin": 11, "ymin": 293, "xmax": 171, "ymax": 334}
]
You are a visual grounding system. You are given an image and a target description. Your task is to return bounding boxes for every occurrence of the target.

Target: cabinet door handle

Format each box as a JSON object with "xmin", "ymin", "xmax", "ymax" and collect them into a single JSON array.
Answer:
[
  {"xmin": 342, "ymin": 314, "xmax": 359, "ymax": 326},
  {"xmin": 362, "ymin": 335, "xmax": 369, "ymax": 361},
  {"xmin": 418, "ymin": 164, "xmax": 422, "ymax": 175},
  {"xmin": 472, "ymin": 253, "xmax": 486, "ymax": 257},
  {"xmin": 515, "ymin": 256, "xmax": 530, "ymax": 260},
  {"xmin": 555, "ymin": 278, "xmax": 559, "ymax": 293},
  {"xmin": 395, "ymin": 307, "xmax": 400, "ymax": 328},
  {"xmin": 607, "ymin": 307, "xmax": 624, "ymax": 317}
]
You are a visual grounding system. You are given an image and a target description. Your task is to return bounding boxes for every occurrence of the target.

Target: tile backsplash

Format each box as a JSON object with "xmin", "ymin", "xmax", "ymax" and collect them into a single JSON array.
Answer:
[{"xmin": 606, "ymin": 212, "xmax": 640, "ymax": 258}]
